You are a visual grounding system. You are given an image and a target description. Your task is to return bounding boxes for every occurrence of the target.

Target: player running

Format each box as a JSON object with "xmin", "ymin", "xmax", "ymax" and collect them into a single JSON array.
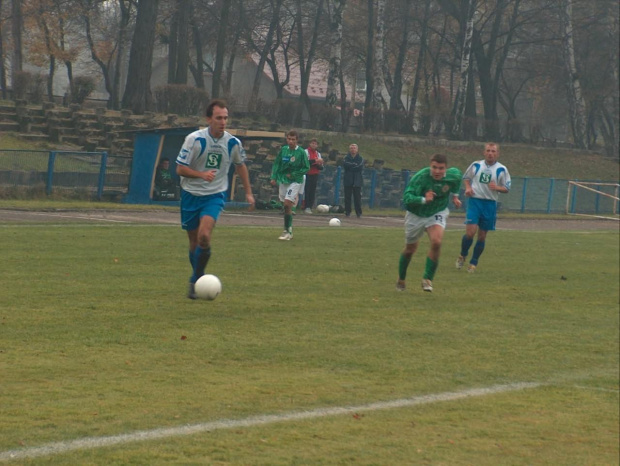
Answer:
[
  {"xmin": 456, "ymin": 142, "xmax": 511, "ymax": 273},
  {"xmin": 397, "ymin": 154, "xmax": 462, "ymax": 292},
  {"xmin": 270, "ymin": 130, "xmax": 310, "ymax": 240},
  {"xmin": 176, "ymin": 99, "xmax": 255, "ymax": 299}
]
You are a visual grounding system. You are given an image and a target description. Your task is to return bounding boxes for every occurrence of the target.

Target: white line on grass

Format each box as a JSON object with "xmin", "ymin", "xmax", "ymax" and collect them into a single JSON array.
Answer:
[{"xmin": 0, "ymin": 382, "xmax": 540, "ymax": 462}]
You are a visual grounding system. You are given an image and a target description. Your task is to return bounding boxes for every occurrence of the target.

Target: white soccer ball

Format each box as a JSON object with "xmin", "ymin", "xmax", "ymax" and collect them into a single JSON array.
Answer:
[
  {"xmin": 194, "ymin": 274, "xmax": 222, "ymax": 300},
  {"xmin": 329, "ymin": 218, "xmax": 341, "ymax": 227},
  {"xmin": 316, "ymin": 204, "xmax": 330, "ymax": 213}
]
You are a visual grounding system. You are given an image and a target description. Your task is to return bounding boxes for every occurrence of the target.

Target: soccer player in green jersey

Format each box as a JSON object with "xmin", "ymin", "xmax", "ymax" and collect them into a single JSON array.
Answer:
[
  {"xmin": 397, "ymin": 154, "xmax": 462, "ymax": 292},
  {"xmin": 270, "ymin": 130, "xmax": 310, "ymax": 240}
]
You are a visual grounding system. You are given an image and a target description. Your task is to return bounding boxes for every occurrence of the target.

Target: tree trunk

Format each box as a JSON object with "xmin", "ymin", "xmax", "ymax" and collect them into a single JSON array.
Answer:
[
  {"xmin": 246, "ymin": 0, "xmax": 283, "ymax": 113},
  {"xmin": 11, "ymin": 0, "xmax": 23, "ymax": 81},
  {"xmin": 389, "ymin": 0, "xmax": 412, "ymax": 112},
  {"xmin": 409, "ymin": 0, "xmax": 432, "ymax": 129},
  {"xmin": 0, "ymin": 0, "xmax": 6, "ymax": 99},
  {"xmin": 371, "ymin": 0, "xmax": 387, "ymax": 110},
  {"xmin": 451, "ymin": 0, "xmax": 476, "ymax": 138},
  {"xmin": 363, "ymin": 0, "xmax": 374, "ymax": 130},
  {"xmin": 325, "ymin": 0, "xmax": 346, "ymax": 108},
  {"xmin": 111, "ymin": 0, "xmax": 132, "ymax": 109},
  {"xmin": 295, "ymin": 0, "xmax": 324, "ymax": 126},
  {"xmin": 560, "ymin": 0, "xmax": 588, "ymax": 149},
  {"xmin": 212, "ymin": 0, "xmax": 231, "ymax": 98},
  {"xmin": 122, "ymin": 0, "xmax": 159, "ymax": 114}
]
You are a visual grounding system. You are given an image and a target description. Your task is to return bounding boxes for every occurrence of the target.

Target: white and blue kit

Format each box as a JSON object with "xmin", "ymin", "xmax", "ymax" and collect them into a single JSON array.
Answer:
[
  {"xmin": 176, "ymin": 128, "xmax": 246, "ymax": 229},
  {"xmin": 463, "ymin": 160, "xmax": 511, "ymax": 230}
]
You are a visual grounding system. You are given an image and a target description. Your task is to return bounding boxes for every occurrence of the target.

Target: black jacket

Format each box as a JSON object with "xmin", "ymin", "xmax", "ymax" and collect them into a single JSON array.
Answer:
[{"xmin": 343, "ymin": 153, "xmax": 364, "ymax": 187}]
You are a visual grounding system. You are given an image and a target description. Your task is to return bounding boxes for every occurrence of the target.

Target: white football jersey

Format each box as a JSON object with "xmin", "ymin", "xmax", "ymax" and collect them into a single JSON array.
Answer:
[
  {"xmin": 463, "ymin": 160, "xmax": 511, "ymax": 201},
  {"xmin": 176, "ymin": 128, "xmax": 246, "ymax": 196}
]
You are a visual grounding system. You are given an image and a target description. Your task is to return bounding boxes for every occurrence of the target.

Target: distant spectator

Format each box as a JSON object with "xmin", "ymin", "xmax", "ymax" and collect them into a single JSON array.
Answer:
[
  {"xmin": 302, "ymin": 138, "xmax": 324, "ymax": 214},
  {"xmin": 154, "ymin": 158, "xmax": 177, "ymax": 200},
  {"xmin": 343, "ymin": 143, "xmax": 363, "ymax": 217}
]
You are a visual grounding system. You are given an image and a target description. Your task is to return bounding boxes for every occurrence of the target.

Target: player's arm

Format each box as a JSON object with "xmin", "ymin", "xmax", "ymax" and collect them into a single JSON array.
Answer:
[
  {"xmin": 270, "ymin": 151, "xmax": 282, "ymax": 185},
  {"xmin": 490, "ymin": 169, "xmax": 510, "ymax": 193},
  {"xmin": 234, "ymin": 163, "xmax": 255, "ymax": 210},
  {"xmin": 176, "ymin": 163, "xmax": 216, "ymax": 182},
  {"xmin": 402, "ymin": 172, "xmax": 430, "ymax": 206}
]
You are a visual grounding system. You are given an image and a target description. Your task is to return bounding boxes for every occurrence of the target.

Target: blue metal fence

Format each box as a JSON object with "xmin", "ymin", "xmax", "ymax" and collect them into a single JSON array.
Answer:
[
  {"xmin": 313, "ymin": 166, "xmax": 619, "ymax": 215},
  {"xmin": 0, "ymin": 149, "xmax": 118, "ymax": 200}
]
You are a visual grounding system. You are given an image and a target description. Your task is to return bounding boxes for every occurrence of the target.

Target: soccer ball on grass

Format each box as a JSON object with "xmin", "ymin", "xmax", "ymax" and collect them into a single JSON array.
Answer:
[
  {"xmin": 194, "ymin": 274, "xmax": 222, "ymax": 300},
  {"xmin": 316, "ymin": 204, "xmax": 330, "ymax": 213},
  {"xmin": 329, "ymin": 218, "xmax": 341, "ymax": 227}
]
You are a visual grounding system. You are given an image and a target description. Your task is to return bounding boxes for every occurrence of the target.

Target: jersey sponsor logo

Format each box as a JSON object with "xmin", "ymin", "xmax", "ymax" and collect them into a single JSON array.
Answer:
[
  {"xmin": 205, "ymin": 152, "xmax": 222, "ymax": 169},
  {"xmin": 479, "ymin": 172, "xmax": 492, "ymax": 184}
]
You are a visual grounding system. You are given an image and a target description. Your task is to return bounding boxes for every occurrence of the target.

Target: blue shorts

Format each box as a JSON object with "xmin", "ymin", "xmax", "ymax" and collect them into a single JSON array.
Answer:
[
  {"xmin": 180, "ymin": 190, "xmax": 226, "ymax": 231},
  {"xmin": 465, "ymin": 197, "xmax": 497, "ymax": 231}
]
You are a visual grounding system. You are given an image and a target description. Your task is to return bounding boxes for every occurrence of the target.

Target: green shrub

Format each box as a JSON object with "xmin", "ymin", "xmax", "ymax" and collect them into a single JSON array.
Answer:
[{"xmin": 69, "ymin": 76, "xmax": 96, "ymax": 104}]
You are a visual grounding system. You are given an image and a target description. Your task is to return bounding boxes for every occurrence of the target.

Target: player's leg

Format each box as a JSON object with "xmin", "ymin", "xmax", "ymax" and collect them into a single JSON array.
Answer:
[
  {"xmin": 192, "ymin": 215, "xmax": 216, "ymax": 281},
  {"xmin": 421, "ymin": 211, "xmax": 447, "ymax": 292},
  {"xmin": 398, "ymin": 212, "xmax": 424, "ymax": 291},
  {"xmin": 468, "ymin": 228, "xmax": 488, "ymax": 271},
  {"xmin": 458, "ymin": 199, "xmax": 481, "ymax": 269},
  {"xmin": 353, "ymin": 186, "xmax": 362, "ymax": 217},
  {"xmin": 344, "ymin": 185, "xmax": 352, "ymax": 216},
  {"xmin": 304, "ymin": 174, "xmax": 318, "ymax": 213},
  {"xmin": 279, "ymin": 183, "xmax": 300, "ymax": 239},
  {"xmin": 468, "ymin": 201, "xmax": 495, "ymax": 271}
]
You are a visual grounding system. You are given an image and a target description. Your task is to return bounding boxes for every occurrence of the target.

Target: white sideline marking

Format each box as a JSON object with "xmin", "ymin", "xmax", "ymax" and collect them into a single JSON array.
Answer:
[{"xmin": 0, "ymin": 382, "xmax": 539, "ymax": 462}]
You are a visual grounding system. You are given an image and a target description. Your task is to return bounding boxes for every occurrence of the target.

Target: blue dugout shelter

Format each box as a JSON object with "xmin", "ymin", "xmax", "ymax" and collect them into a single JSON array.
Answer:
[{"xmin": 123, "ymin": 127, "xmax": 283, "ymax": 206}]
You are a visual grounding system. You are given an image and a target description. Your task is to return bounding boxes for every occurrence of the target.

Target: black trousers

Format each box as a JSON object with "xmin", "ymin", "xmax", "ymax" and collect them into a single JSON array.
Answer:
[
  {"xmin": 304, "ymin": 174, "xmax": 319, "ymax": 208},
  {"xmin": 344, "ymin": 186, "xmax": 362, "ymax": 216}
]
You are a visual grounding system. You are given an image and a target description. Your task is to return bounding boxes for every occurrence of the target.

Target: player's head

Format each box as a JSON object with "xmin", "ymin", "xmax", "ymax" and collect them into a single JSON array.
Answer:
[
  {"xmin": 484, "ymin": 143, "xmax": 499, "ymax": 165},
  {"xmin": 309, "ymin": 138, "xmax": 318, "ymax": 149},
  {"xmin": 430, "ymin": 153, "xmax": 447, "ymax": 180},
  {"xmin": 349, "ymin": 143, "xmax": 358, "ymax": 155},
  {"xmin": 160, "ymin": 157, "xmax": 170, "ymax": 168},
  {"xmin": 206, "ymin": 100, "xmax": 229, "ymax": 138},
  {"xmin": 286, "ymin": 130, "xmax": 299, "ymax": 148}
]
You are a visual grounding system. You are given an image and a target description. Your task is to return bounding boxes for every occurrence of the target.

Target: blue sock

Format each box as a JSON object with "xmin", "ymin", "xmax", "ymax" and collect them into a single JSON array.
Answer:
[
  {"xmin": 189, "ymin": 250, "xmax": 197, "ymax": 282},
  {"xmin": 460, "ymin": 235, "xmax": 473, "ymax": 257},
  {"xmin": 190, "ymin": 247, "xmax": 211, "ymax": 283},
  {"xmin": 471, "ymin": 241, "xmax": 485, "ymax": 266}
]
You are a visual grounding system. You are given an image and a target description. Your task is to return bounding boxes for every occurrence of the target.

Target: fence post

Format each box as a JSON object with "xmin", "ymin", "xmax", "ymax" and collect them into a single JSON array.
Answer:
[
  {"xmin": 46, "ymin": 151, "xmax": 56, "ymax": 196},
  {"xmin": 546, "ymin": 178, "xmax": 555, "ymax": 214},
  {"xmin": 570, "ymin": 180, "xmax": 578, "ymax": 213},
  {"xmin": 520, "ymin": 177, "xmax": 529, "ymax": 213},
  {"xmin": 333, "ymin": 166, "xmax": 342, "ymax": 206},
  {"xmin": 97, "ymin": 151, "xmax": 108, "ymax": 201},
  {"xmin": 595, "ymin": 180, "xmax": 601, "ymax": 214},
  {"xmin": 369, "ymin": 169, "xmax": 377, "ymax": 208}
]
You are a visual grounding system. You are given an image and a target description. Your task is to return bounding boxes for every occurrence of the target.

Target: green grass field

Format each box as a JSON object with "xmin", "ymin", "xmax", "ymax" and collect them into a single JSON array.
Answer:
[{"xmin": 1, "ymin": 222, "xmax": 618, "ymax": 464}]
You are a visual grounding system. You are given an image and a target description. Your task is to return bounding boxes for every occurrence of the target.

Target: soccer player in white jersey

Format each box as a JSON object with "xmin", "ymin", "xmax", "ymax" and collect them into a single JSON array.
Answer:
[
  {"xmin": 176, "ymin": 99, "xmax": 255, "ymax": 299},
  {"xmin": 456, "ymin": 142, "xmax": 511, "ymax": 273}
]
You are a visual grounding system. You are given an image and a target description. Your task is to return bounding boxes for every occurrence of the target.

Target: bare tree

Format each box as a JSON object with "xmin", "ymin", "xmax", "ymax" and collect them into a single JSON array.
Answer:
[
  {"xmin": 12, "ymin": 0, "xmax": 23, "ymax": 81},
  {"xmin": 325, "ymin": 0, "xmax": 346, "ymax": 108},
  {"xmin": 211, "ymin": 0, "xmax": 231, "ymax": 98},
  {"xmin": 293, "ymin": 0, "xmax": 325, "ymax": 125},
  {"xmin": 560, "ymin": 0, "xmax": 587, "ymax": 148},
  {"xmin": 122, "ymin": 0, "xmax": 159, "ymax": 113},
  {"xmin": 449, "ymin": 0, "xmax": 476, "ymax": 138}
]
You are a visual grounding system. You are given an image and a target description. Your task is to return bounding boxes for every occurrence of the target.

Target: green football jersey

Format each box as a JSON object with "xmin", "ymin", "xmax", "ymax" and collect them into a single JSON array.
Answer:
[
  {"xmin": 403, "ymin": 167, "xmax": 462, "ymax": 217},
  {"xmin": 271, "ymin": 145, "xmax": 310, "ymax": 184}
]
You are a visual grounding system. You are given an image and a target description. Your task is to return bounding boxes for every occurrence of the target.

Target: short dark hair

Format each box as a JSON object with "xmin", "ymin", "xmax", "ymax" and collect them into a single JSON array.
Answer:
[
  {"xmin": 431, "ymin": 153, "xmax": 448, "ymax": 165},
  {"xmin": 206, "ymin": 99, "xmax": 228, "ymax": 117},
  {"xmin": 286, "ymin": 129, "xmax": 299, "ymax": 139}
]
